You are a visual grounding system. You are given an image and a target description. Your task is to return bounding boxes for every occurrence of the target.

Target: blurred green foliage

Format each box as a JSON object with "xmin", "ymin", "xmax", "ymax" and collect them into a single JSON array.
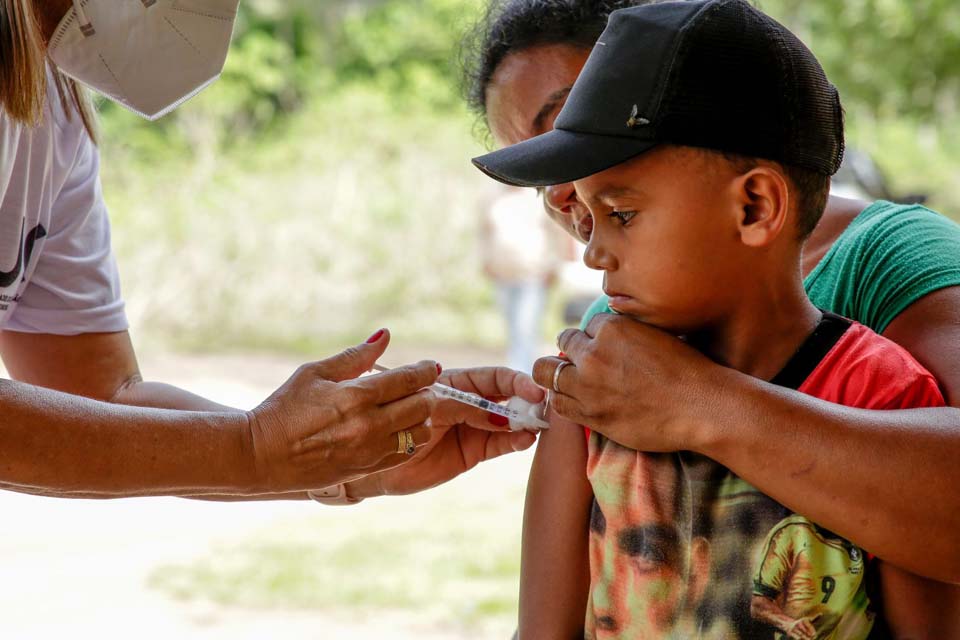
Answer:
[
  {"xmin": 99, "ymin": 0, "xmax": 960, "ymax": 353},
  {"xmin": 103, "ymin": 0, "xmax": 960, "ymax": 140},
  {"xmin": 763, "ymin": 0, "xmax": 960, "ymax": 121},
  {"xmin": 100, "ymin": 0, "xmax": 473, "ymax": 150}
]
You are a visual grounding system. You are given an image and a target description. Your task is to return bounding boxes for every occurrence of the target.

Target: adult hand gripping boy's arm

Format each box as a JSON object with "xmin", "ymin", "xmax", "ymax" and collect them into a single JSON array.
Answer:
[
  {"xmin": 517, "ymin": 410, "xmax": 592, "ymax": 640},
  {"xmin": 534, "ymin": 306, "xmax": 960, "ymax": 584}
]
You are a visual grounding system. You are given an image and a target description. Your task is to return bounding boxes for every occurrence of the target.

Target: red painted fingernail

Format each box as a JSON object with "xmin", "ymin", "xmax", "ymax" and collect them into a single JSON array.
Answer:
[
  {"xmin": 366, "ymin": 329, "xmax": 385, "ymax": 344},
  {"xmin": 436, "ymin": 363, "xmax": 443, "ymax": 375},
  {"xmin": 488, "ymin": 414, "xmax": 509, "ymax": 427}
]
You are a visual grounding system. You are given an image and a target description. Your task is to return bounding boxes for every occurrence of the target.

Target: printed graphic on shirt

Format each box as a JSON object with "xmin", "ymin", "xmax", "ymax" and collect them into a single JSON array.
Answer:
[
  {"xmin": 582, "ymin": 314, "xmax": 944, "ymax": 640},
  {"xmin": 584, "ymin": 442, "xmax": 874, "ymax": 640},
  {"xmin": 0, "ymin": 217, "xmax": 47, "ymax": 313},
  {"xmin": 2, "ymin": 67, "xmax": 130, "ymax": 334},
  {"xmin": 752, "ymin": 515, "xmax": 873, "ymax": 640},
  {"xmin": 585, "ymin": 449, "xmax": 715, "ymax": 639}
]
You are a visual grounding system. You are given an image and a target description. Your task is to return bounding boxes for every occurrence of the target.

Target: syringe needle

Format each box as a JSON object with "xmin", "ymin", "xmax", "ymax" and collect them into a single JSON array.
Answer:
[{"xmin": 369, "ymin": 363, "xmax": 548, "ymax": 430}]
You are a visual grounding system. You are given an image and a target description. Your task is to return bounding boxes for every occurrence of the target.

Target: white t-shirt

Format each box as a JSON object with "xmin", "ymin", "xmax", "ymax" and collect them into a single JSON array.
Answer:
[
  {"xmin": 0, "ymin": 74, "xmax": 126, "ymax": 335},
  {"xmin": 480, "ymin": 187, "xmax": 568, "ymax": 282}
]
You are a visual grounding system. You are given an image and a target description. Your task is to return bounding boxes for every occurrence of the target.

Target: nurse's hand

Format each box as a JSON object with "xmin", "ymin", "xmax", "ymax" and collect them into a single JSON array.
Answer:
[
  {"xmin": 346, "ymin": 367, "xmax": 541, "ymax": 498},
  {"xmin": 533, "ymin": 313, "xmax": 725, "ymax": 452},
  {"xmin": 246, "ymin": 330, "xmax": 439, "ymax": 493}
]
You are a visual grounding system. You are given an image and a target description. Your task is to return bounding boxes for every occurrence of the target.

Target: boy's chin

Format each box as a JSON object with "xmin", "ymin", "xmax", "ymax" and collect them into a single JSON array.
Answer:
[
  {"xmin": 606, "ymin": 305, "xmax": 699, "ymax": 341},
  {"xmin": 606, "ymin": 306, "xmax": 683, "ymax": 337}
]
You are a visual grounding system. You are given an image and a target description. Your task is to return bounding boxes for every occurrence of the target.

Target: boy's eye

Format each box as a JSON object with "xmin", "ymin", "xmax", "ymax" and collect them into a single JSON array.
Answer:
[{"xmin": 608, "ymin": 210, "xmax": 638, "ymax": 225}]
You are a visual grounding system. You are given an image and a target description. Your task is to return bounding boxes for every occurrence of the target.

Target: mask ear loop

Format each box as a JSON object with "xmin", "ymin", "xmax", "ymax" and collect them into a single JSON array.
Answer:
[{"xmin": 70, "ymin": 0, "xmax": 96, "ymax": 37}]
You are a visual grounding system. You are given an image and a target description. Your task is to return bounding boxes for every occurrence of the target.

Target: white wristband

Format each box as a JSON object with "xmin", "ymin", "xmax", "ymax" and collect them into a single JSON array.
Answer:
[{"xmin": 307, "ymin": 484, "xmax": 363, "ymax": 506}]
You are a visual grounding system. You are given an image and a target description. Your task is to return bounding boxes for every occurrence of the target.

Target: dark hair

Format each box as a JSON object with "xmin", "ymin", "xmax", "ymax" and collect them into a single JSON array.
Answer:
[
  {"xmin": 787, "ymin": 166, "xmax": 831, "ymax": 239},
  {"xmin": 719, "ymin": 151, "xmax": 831, "ymax": 240},
  {"xmin": 461, "ymin": 0, "xmax": 645, "ymax": 117}
]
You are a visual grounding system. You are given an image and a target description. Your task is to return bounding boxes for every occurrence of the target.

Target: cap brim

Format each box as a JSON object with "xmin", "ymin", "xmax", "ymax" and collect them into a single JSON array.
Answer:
[{"xmin": 472, "ymin": 128, "xmax": 657, "ymax": 188}]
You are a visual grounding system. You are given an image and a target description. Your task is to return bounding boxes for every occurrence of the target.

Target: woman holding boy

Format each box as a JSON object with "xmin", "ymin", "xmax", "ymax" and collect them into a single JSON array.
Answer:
[
  {"xmin": 467, "ymin": 0, "xmax": 960, "ymax": 636},
  {"xmin": 466, "ymin": 0, "xmax": 960, "ymax": 585}
]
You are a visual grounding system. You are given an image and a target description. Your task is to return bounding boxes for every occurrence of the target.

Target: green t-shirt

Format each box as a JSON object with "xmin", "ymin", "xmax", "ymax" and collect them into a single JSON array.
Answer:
[{"xmin": 581, "ymin": 200, "xmax": 960, "ymax": 333}]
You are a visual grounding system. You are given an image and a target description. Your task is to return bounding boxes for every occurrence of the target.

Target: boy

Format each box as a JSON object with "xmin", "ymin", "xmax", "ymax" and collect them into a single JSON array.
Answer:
[{"xmin": 472, "ymin": 1, "xmax": 948, "ymax": 638}]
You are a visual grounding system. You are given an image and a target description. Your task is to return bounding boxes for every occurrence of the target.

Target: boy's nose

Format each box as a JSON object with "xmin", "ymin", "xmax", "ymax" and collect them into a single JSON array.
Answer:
[{"xmin": 583, "ymin": 231, "xmax": 617, "ymax": 272}]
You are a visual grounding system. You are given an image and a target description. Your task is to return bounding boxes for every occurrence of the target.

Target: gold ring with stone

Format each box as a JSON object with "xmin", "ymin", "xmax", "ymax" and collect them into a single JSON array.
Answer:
[{"xmin": 404, "ymin": 430, "xmax": 416, "ymax": 455}]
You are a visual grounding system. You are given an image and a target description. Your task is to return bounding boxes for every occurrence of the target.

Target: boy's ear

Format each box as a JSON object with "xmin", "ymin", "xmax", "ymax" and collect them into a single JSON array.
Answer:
[{"xmin": 732, "ymin": 166, "xmax": 790, "ymax": 248}]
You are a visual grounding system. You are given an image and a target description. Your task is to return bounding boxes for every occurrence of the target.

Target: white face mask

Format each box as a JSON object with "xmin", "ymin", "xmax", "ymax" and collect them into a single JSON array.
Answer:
[{"xmin": 48, "ymin": 0, "xmax": 241, "ymax": 120}]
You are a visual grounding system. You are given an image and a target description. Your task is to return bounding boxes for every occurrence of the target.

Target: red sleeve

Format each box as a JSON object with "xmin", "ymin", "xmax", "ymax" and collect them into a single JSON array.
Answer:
[
  {"xmin": 879, "ymin": 371, "xmax": 944, "ymax": 410},
  {"xmin": 798, "ymin": 322, "xmax": 946, "ymax": 409}
]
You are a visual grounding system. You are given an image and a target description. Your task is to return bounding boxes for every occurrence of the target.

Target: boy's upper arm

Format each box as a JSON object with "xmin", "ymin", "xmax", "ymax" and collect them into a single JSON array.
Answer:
[
  {"xmin": 519, "ymin": 412, "xmax": 593, "ymax": 639},
  {"xmin": 526, "ymin": 411, "xmax": 592, "ymax": 519}
]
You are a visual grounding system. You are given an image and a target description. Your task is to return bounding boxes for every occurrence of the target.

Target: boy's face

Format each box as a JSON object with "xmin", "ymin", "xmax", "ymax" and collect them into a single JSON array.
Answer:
[{"xmin": 574, "ymin": 145, "xmax": 748, "ymax": 334}]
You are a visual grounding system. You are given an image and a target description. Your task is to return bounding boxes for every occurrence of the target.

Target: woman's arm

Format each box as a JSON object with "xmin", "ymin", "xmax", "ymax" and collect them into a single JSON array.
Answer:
[
  {"xmin": 0, "ymin": 330, "xmax": 318, "ymax": 500},
  {"xmin": 537, "ymin": 312, "xmax": 960, "ymax": 583},
  {"xmin": 519, "ymin": 413, "xmax": 592, "ymax": 639},
  {"xmin": 0, "ymin": 331, "xmax": 440, "ymax": 498},
  {"xmin": 0, "ymin": 330, "xmax": 239, "ymax": 411},
  {"xmin": 0, "ymin": 376, "xmax": 253, "ymax": 496},
  {"xmin": 696, "ymin": 383, "xmax": 960, "ymax": 584}
]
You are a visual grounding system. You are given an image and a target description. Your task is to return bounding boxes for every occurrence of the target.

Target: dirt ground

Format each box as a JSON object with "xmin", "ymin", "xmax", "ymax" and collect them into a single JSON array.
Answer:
[{"xmin": 0, "ymin": 344, "xmax": 537, "ymax": 639}]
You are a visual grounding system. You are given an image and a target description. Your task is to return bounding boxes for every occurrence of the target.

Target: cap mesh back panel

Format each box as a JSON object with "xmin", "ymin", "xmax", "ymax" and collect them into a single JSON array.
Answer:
[{"xmin": 655, "ymin": 0, "xmax": 843, "ymax": 175}]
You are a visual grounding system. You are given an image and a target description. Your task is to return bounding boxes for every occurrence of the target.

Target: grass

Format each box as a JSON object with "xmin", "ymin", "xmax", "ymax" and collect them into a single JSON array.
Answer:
[{"xmin": 148, "ymin": 456, "xmax": 530, "ymax": 636}]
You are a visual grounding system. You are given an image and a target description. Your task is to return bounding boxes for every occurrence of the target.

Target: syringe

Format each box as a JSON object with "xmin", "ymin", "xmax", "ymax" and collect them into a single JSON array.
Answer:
[{"xmin": 371, "ymin": 364, "xmax": 549, "ymax": 431}]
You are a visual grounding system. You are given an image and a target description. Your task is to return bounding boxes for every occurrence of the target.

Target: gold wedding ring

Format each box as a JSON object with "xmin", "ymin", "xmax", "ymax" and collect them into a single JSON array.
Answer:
[
  {"xmin": 553, "ymin": 361, "xmax": 572, "ymax": 394},
  {"xmin": 397, "ymin": 430, "xmax": 416, "ymax": 456}
]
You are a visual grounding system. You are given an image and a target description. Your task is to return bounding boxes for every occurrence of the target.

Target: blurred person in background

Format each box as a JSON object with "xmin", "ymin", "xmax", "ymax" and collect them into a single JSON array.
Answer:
[
  {"xmin": 0, "ymin": 0, "xmax": 537, "ymax": 503},
  {"xmin": 480, "ymin": 184, "xmax": 570, "ymax": 372},
  {"xmin": 461, "ymin": 0, "xmax": 960, "ymax": 618}
]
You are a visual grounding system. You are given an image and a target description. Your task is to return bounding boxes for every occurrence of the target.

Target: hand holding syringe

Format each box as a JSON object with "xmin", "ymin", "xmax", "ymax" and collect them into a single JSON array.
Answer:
[{"xmin": 372, "ymin": 364, "xmax": 549, "ymax": 431}]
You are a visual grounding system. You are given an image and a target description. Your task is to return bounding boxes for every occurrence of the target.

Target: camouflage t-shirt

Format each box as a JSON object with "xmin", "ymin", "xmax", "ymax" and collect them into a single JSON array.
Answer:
[{"xmin": 582, "ymin": 314, "xmax": 944, "ymax": 639}]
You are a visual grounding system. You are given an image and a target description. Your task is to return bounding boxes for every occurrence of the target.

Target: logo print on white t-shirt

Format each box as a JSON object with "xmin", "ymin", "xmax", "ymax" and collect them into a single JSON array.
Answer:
[{"xmin": 0, "ymin": 219, "xmax": 47, "ymax": 288}]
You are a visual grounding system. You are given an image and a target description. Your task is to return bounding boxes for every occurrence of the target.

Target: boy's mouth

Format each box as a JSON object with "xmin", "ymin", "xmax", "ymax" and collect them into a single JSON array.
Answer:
[{"xmin": 604, "ymin": 289, "xmax": 635, "ymax": 312}]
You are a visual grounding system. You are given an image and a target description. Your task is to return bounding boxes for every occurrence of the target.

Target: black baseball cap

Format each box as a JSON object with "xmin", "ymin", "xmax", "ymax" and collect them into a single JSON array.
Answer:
[{"xmin": 473, "ymin": 0, "xmax": 844, "ymax": 187}]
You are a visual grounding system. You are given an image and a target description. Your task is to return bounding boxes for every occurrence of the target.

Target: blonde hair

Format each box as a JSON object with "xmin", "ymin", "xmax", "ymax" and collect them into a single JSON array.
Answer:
[{"xmin": 0, "ymin": 0, "xmax": 97, "ymax": 140}]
